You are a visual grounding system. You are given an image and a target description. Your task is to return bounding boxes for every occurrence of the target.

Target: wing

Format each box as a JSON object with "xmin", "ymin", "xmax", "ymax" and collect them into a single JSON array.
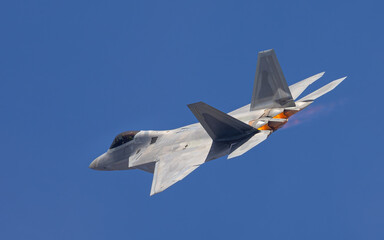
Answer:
[
  {"xmin": 289, "ymin": 72, "xmax": 325, "ymax": 100},
  {"xmin": 228, "ymin": 130, "xmax": 271, "ymax": 159},
  {"xmin": 298, "ymin": 77, "xmax": 346, "ymax": 102},
  {"xmin": 150, "ymin": 143, "xmax": 211, "ymax": 196}
]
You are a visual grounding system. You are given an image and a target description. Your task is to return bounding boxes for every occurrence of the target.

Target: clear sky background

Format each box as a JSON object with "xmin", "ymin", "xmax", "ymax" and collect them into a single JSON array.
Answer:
[{"xmin": 1, "ymin": 0, "xmax": 383, "ymax": 239}]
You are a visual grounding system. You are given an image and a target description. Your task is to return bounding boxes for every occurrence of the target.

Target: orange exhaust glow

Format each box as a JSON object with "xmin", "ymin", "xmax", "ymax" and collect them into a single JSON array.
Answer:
[
  {"xmin": 256, "ymin": 109, "xmax": 302, "ymax": 131},
  {"xmin": 257, "ymin": 124, "xmax": 272, "ymax": 131},
  {"xmin": 273, "ymin": 112, "xmax": 288, "ymax": 119}
]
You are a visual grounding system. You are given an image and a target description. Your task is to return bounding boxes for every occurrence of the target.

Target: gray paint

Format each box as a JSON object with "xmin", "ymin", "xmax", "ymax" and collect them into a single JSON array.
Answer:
[
  {"xmin": 188, "ymin": 102, "xmax": 258, "ymax": 142},
  {"xmin": 250, "ymin": 49, "xmax": 295, "ymax": 111}
]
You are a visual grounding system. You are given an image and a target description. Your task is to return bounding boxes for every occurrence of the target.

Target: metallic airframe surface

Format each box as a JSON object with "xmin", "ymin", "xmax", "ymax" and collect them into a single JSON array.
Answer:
[{"xmin": 89, "ymin": 49, "xmax": 346, "ymax": 196}]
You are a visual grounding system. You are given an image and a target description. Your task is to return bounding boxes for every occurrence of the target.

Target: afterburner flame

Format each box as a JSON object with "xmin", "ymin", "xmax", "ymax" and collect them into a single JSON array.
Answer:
[
  {"xmin": 257, "ymin": 109, "xmax": 303, "ymax": 131},
  {"xmin": 273, "ymin": 112, "xmax": 288, "ymax": 119},
  {"xmin": 258, "ymin": 124, "xmax": 272, "ymax": 130}
]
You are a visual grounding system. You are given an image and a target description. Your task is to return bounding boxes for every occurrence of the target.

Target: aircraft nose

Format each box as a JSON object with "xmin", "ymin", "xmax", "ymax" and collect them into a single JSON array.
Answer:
[{"xmin": 89, "ymin": 158, "xmax": 99, "ymax": 169}]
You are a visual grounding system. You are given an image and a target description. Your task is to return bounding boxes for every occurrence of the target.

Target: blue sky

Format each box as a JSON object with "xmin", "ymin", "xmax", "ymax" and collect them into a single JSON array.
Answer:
[{"xmin": 1, "ymin": 0, "xmax": 383, "ymax": 239}]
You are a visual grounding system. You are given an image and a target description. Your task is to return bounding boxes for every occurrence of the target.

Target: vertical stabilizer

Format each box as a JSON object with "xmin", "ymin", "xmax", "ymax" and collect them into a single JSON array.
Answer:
[{"xmin": 250, "ymin": 49, "xmax": 295, "ymax": 111}]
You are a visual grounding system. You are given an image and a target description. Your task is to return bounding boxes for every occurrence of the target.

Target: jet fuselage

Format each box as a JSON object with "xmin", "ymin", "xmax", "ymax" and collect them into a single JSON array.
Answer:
[{"xmin": 90, "ymin": 107, "xmax": 295, "ymax": 172}]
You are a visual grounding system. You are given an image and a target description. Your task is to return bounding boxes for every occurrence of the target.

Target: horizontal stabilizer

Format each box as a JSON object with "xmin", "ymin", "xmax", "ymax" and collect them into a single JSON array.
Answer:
[
  {"xmin": 228, "ymin": 131, "xmax": 270, "ymax": 159},
  {"xmin": 188, "ymin": 102, "xmax": 258, "ymax": 142},
  {"xmin": 251, "ymin": 49, "xmax": 295, "ymax": 111},
  {"xmin": 289, "ymin": 72, "xmax": 325, "ymax": 100},
  {"xmin": 298, "ymin": 77, "xmax": 346, "ymax": 102}
]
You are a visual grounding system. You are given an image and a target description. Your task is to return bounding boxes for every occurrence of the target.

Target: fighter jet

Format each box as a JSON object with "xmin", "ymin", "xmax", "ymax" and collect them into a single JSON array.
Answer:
[{"xmin": 90, "ymin": 49, "xmax": 346, "ymax": 196}]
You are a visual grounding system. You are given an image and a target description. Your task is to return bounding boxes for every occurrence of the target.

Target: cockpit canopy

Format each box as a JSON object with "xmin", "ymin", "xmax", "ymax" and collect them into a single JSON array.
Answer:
[{"xmin": 110, "ymin": 131, "xmax": 140, "ymax": 149}]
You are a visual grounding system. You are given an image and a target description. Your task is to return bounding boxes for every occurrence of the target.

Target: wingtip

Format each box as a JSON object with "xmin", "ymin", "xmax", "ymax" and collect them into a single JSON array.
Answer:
[
  {"xmin": 150, "ymin": 187, "xmax": 165, "ymax": 196},
  {"xmin": 312, "ymin": 71, "xmax": 325, "ymax": 79},
  {"xmin": 333, "ymin": 76, "xmax": 347, "ymax": 84},
  {"xmin": 150, "ymin": 183, "xmax": 164, "ymax": 196},
  {"xmin": 296, "ymin": 75, "xmax": 346, "ymax": 102},
  {"xmin": 150, "ymin": 188, "xmax": 158, "ymax": 196}
]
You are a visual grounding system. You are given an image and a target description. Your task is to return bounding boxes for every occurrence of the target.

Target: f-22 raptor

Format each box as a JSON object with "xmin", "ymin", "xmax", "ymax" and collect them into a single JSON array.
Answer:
[{"xmin": 90, "ymin": 49, "xmax": 346, "ymax": 196}]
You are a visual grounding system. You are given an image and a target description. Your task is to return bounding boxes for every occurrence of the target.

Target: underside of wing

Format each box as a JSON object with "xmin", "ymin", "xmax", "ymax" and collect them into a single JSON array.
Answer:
[
  {"xmin": 150, "ymin": 144, "xmax": 211, "ymax": 196},
  {"xmin": 298, "ymin": 77, "xmax": 346, "ymax": 102},
  {"xmin": 289, "ymin": 72, "xmax": 325, "ymax": 100},
  {"xmin": 228, "ymin": 130, "xmax": 271, "ymax": 159}
]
